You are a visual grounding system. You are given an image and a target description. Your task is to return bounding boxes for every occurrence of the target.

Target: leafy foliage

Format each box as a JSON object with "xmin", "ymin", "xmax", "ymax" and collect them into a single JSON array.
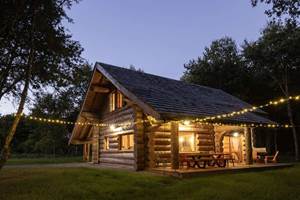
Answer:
[
  {"xmin": 0, "ymin": 0, "xmax": 83, "ymax": 100},
  {"xmin": 181, "ymin": 37, "xmax": 252, "ymax": 100},
  {"xmin": 251, "ymin": 0, "xmax": 300, "ymax": 24}
]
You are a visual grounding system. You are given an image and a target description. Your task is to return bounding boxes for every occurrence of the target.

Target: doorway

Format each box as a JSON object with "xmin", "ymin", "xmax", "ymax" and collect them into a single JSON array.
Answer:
[{"xmin": 222, "ymin": 132, "xmax": 244, "ymax": 162}]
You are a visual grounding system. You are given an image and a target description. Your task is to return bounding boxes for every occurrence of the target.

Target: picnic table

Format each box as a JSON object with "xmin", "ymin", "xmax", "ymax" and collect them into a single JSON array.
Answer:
[{"xmin": 180, "ymin": 152, "xmax": 232, "ymax": 169}]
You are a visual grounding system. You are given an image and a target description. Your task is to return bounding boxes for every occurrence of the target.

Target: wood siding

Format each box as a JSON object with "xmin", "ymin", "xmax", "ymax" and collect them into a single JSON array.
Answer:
[
  {"xmin": 146, "ymin": 123, "xmax": 215, "ymax": 169},
  {"xmin": 98, "ymin": 105, "xmax": 135, "ymax": 169}
]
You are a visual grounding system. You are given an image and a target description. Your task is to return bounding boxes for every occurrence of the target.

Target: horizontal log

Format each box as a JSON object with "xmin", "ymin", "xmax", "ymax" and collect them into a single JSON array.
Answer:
[
  {"xmin": 198, "ymin": 141, "xmax": 215, "ymax": 146},
  {"xmin": 152, "ymin": 153, "xmax": 171, "ymax": 158},
  {"xmin": 154, "ymin": 139, "xmax": 171, "ymax": 146},
  {"xmin": 198, "ymin": 146, "xmax": 215, "ymax": 151},
  {"xmin": 91, "ymin": 85, "xmax": 110, "ymax": 93},
  {"xmin": 198, "ymin": 135, "xmax": 214, "ymax": 139},
  {"xmin": 154, "ymin": 132, "xmax": 171, "ymax": 138},
  {"xmin": 149, "ymin": 126, "xmax": 171, "ymax": 132},
  {"xmin": 154, "ymin": 146, "xmax": 171, "ymax": 151},
  {"xmin": 179, "ymin": 127, "xmax": 213, "ymax": 132}
]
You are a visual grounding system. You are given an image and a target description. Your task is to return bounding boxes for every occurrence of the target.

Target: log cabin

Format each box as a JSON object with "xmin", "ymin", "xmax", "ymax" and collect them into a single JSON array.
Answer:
[{"xmin": 69, "ymin": 62, "xmax": 273, "ymax": 171}]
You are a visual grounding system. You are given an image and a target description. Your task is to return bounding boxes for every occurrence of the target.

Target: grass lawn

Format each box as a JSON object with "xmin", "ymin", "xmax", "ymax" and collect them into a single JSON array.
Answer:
[
  {"xmin": 0, "ymin": 165, "xmax": 300, "ymax": 200},
  {"xmin": 6, "ymin": 156, "xmax": 83, "ymax": 165}
]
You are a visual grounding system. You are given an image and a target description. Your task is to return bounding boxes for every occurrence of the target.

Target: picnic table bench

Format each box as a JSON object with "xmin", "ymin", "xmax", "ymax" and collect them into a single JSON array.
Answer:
[{"xmin": 180, "ymin": 153, "xmax": 234, "ymax": 169}]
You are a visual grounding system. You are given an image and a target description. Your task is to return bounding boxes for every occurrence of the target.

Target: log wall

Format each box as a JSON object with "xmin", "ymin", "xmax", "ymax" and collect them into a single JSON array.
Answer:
[
  {"xmin": 98, "ymin": 105, "xmax": 136, "ymax": 169},
  {"xmin": 146, "ymin": 123, "xmax": 216, "ymax": 169}
]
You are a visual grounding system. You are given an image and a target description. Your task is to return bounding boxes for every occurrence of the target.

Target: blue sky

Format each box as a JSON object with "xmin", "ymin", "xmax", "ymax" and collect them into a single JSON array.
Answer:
[{"xmin": 0, "ymin": 0, "xmax": 269, "ymax": 114}]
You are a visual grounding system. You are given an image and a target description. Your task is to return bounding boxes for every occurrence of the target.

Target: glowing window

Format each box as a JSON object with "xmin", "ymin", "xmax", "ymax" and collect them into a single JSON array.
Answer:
[
  {"xmin": 120, "ymin": 134, "xmax": 134, "ymax": 150},
  {"xmin": 109, "ymin": 91, "xmax": 124, "ymax": 112},
  {"xmin": 109, "ymin": 92, "xmax": 116, "ymax": 112},
  {"xmin": 179, "ymin": 132, "xmax": 197, "ymax": 152},
  {"xmin": 104, "ymin": 136, "xmax": 109, "ymax": 150}
]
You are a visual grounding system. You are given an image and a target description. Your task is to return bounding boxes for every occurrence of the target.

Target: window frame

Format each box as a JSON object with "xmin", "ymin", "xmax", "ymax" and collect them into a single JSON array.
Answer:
[
  {"xmin": 178, "ymin": 132, "xmax": 197, "ymax": 153},
  {"xmin": 119, "ymin": 133, "xmax": 134, "ymax": 151},
  {"xmin": 104, "ymin": 136, "xmax": 110, "ymax": 150},
  {"xmin": 109, "ymin": 91, "xmax": 125, "ymax": 112}
]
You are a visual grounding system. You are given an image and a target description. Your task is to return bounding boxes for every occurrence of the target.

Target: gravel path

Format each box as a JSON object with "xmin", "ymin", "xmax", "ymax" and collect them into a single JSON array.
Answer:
[{"xmin": 3, "ymin": 163, "xmax": 91, "ymax": 169}]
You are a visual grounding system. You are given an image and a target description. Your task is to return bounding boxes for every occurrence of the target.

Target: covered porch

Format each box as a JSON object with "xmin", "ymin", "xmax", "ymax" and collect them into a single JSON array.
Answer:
[{"xmin": 147, "ymin": 121, "xmax": 283, "ymax": 174}]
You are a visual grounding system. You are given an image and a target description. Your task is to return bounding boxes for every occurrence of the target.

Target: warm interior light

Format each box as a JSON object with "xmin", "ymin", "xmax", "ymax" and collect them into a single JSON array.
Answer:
[
  {"xmin": 183, "ymin": 120, "xmax": 190, "ymax": 126},
  {"xmin": 110, "ymin": 125, "xmax": 116, "ymax": 131},
  {"xmin": 189, "ymin": 136, "xmax": 194, "ymax": 144},
  {"xmin": 233, "ymin": 132, "xmax": 239, "ymax": 137},
  {"xmin": 179, "ymin": 136, "xmax": 184, "ymax": 143}
]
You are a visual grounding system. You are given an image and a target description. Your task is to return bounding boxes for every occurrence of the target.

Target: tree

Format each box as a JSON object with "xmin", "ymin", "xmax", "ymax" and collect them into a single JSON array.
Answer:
[
  {"xmin": 243, "ymin": 23, "xmax": 300, "ymax": 160},
  {"xmin": 251, "ymin": 0, "xmax": 300, "ymax": 24},
  {"xmin": 128, "ymin": 64, "xmax": 144, "ymax": 72},
  {"xmin": 181, "ymin": 37, "xmax": 252, "ymax": 100},
  {"xmin": 0, "ymin": 0, "xmax": 83, "ymax": 170}
]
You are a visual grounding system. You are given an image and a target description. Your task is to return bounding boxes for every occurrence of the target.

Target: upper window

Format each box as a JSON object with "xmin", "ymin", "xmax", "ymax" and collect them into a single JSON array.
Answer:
[
  {"xmin": 179, "ymin": 132, "xmax": 197, "ymax": 152},
  {"xmin": 119, "ymin": 134, "xmax": 134, "ymax": 150},
  {"xmin": 109, "ymin": 91, "xmax": 125, "ymax": 112}
]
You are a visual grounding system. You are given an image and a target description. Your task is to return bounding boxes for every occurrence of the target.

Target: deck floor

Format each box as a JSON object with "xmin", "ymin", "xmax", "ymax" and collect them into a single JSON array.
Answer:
[{"xmin": 151, "ymin": 163, "xmax": 293, "ymax": 177}]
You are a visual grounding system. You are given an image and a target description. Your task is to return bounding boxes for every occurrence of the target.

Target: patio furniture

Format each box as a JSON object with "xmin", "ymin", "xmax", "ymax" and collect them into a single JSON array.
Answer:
[
  {"xmin": 179, "ymin": 154, "xmax": 192, "ymax": 168},
  {"xmin": 224, "ymin": 154, "xmax": 235, "ymax": 167},
  {"xmin": 253, "ymin": 147, "xmax": 267, "ymax": 163},
  {"xmin": 264, "ymin": 151, "xmax": 279, "ymax": 164}
]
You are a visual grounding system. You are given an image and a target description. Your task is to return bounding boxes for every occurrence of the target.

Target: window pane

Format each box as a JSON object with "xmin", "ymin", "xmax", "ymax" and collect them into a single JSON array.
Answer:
[
  {"xmin": 109, "ymin": 92, "xmax": 116, "ymax": 112},
  {"xmin": 105, "ymin": 137, "xmax": 109, "ymax": 150},
  {"xmin": 179, "ymin": 133, "xmax": 196, "ymax": 152},
  {"xmin": 117, "ymin": 92, "xmax": 123, "ymax": 108},
  {"xmin": 120, "ymin": 134, "xmax": 134, "ymax": 150}
]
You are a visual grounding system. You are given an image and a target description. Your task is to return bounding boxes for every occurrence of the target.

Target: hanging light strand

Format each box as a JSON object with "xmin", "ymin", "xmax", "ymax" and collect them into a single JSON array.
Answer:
[
  {"xmin": 192, "ymin": 94, "xmax": 300, "ymax": 123},
  {"xmin": 9, "ymin": 94, "xmax": 300, "ymax": 129}
]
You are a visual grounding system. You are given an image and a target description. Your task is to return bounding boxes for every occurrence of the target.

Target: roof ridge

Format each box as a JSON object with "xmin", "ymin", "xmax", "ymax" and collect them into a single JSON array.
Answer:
[{"xmin": 96, "ymin": 61, "xmax": 221, "ymax": 92}]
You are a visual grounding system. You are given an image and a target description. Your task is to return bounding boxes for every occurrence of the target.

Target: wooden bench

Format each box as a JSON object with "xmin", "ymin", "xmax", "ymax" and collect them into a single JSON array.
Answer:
[{"xmin": 265, "ymin": 151, "xmax": 279, "ymax": 164}]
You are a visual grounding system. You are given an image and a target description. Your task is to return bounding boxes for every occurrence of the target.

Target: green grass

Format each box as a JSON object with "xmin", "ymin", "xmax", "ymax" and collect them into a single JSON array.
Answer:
[
  {"xmin": 6, "ymin": 156, "xmax": 83, "ymax": 165},
  {"xmin": 1, "ymin": 164, "xmax": 300, "ymax": 200}
]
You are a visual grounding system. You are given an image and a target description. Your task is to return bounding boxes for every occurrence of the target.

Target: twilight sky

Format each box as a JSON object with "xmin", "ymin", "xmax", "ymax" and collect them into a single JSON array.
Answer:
[{"xmin": 0, "ymin": 0, "xmax": 269, "ymax": 114}]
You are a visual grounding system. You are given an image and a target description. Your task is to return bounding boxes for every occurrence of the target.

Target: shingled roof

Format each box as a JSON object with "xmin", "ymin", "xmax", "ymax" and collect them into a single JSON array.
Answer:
[{"xmin": 96, "ymin": 62, "xmax": 273, "ymax": 124}]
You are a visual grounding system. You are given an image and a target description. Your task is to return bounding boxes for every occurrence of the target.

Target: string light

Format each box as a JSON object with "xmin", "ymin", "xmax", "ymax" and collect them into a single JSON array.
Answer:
[
  {"xmin": 192, "ymin": 94, "xmax": 300, "ymax": 123},
  {"xmin": 8, "ymin": 94, "xmax": 300, "ymax": 129}
]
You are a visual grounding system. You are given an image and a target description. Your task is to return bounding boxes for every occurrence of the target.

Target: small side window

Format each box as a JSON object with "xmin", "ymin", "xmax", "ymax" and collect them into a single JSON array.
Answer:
[
  {"xmin": 104, "ymin": 136, "xmax": 109, "ymax": 150},
  {"xmin": 119, "ymin": 134, "xmax": 134, "ymax": 150},
  {"xmin": 109, "ymin": 92, "xmax": 116, "ymax": 112}
]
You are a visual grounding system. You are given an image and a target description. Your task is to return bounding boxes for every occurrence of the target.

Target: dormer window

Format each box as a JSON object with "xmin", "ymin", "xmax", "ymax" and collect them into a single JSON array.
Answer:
[{"xmin": 109, "ymin": 91, "xmax": 125, "ymax": 112}]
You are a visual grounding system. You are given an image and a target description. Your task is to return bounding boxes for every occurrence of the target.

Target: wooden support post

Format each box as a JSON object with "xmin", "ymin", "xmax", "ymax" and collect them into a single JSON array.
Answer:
[
  {"xmin": 171, "ymin": 121, "xmax": 179, "ymax": 169},
  {"xmin": 87, "ymin": 144, "xmax": 90, "ymax": 162},
  {"xmin": 245, "ymin": 127, "xmax": 253, "ymax": 165},
  {"xmin": 148, "ymin": 132, "xmax": 155, "ymax": 168},
  {"xmin": 83, "ymin": 144, "xmax": 87, "ymax": 161},
  {"xmin": 134, "ymin": 107, "xmax": 145, "ymax": 171},
  {"xmin": 92, "ymin": 127, "xmax": 100, "ymax": 164}
]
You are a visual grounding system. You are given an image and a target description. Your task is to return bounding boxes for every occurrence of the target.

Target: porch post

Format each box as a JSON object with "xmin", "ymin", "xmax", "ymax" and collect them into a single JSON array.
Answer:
[
  {"xmin": 92, "ymin": 126, "xmax": 100, "ymax": 164},
  {"xmin": 133, "ymin": 106, "xmax": 145, "ymax": 171},
  {"xmin": 83, "ymin": 144, "xmax": 86, "ymax": 161},
  {"xmin": 244, "ymin": 127, "xmax": 253, "ymax": 165},
  {"xmin": 171, "ymin": 121, "xmax": 179, "ymax": 169}
]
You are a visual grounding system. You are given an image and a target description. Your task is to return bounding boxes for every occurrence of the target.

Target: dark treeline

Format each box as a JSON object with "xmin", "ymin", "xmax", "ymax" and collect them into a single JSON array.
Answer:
[
  {"xmin": 182, "ymin": 1, "xmax": 300, "ymax": 160},
  {"xmin": 0, "ymin": 64, "xmax": 91, "ymax": 157}
]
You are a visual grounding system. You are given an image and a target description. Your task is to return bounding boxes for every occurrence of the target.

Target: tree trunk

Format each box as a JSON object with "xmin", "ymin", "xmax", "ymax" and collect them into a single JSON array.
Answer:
[
  {"xmin": 0, "ymin": 67, "xmax": 31, "ymax": 170},
  {"xmin": 286, "ymin": 99, "xmax": 299, "ymax": 161}
]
